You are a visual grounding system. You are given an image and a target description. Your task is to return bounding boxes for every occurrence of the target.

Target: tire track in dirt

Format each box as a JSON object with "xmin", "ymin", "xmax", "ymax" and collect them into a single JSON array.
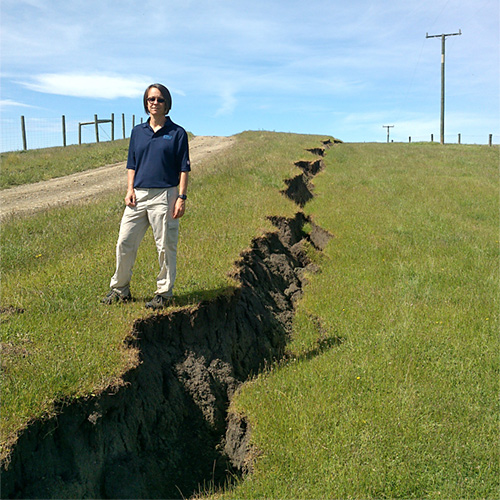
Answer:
[{"xmin": 0, "ymin": 136, "xmax": 236, "ymax": 221}]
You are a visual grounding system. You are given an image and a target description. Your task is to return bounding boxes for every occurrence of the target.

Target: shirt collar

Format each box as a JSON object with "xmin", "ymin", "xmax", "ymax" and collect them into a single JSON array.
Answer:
[{"xmin": 144, "ymin": 116, "xmax": 172, "ymax": 131}]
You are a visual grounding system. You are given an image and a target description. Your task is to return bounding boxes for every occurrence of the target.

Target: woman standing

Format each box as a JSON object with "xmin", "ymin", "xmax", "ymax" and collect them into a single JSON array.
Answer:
[{"xmin": 102, "ymin": 83, "xmax": 190, "ymax": 309}]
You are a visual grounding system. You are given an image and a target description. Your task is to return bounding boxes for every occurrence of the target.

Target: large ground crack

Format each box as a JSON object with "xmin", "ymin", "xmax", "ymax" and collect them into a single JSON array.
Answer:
[{"xmin": 1, "ymin": 143, "xmax": 334, "ymax": 499}]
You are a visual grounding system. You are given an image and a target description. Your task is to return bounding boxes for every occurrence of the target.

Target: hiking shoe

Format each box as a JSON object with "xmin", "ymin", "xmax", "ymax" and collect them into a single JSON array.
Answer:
[
  {"xmin": 145, "ymin": 294, "xmax": 172, "ymax": 309},
  {"xmin": 101, "ymin": 289, "xmax": 132, "ymax": 305}
]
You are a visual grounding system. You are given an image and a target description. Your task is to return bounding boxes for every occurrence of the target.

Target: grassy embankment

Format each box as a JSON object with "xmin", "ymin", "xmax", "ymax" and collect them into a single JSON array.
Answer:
[
  {"xmin": 0, "ymin": 139, "xmax": 131, "ymax": 189},
  {"xmin": 219, "ymin": 143, "xmax": 499, "ymax": 499},
  {"xmin": 1, "ymin": 138, "xmax": 498, "ymax": 498},
  {"xmin": 0, "ymin": 131, "xmax": 325, "ymax": 454}
]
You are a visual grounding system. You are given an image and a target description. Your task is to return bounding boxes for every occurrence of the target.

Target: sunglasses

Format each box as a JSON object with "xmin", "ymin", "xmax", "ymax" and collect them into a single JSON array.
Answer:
[{"xmin": 147, "ymin": 97, "xmax": 166, "ymax": 103}]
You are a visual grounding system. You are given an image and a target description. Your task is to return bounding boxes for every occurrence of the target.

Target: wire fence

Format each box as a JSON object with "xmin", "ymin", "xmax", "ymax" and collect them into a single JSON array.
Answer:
[
  {"xmin": 404, "ymin": 133, "xmax": 497, "ymax": 145},
  {"xmin": 1, "ymin": 115, "xmax": 498, "ymax": 152},
  {"xmin": 0, "ymin": 113, "xmax": 145, "ymax": 153}
]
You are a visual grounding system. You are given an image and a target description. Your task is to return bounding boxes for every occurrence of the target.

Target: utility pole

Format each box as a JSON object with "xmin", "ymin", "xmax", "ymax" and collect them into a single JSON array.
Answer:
[
  {"xmin": 426, "ymin": 29, "xmax": 462, "ymax": 144},
  {"xmin": 383, "ymin": 125, "xmax": 394, "ymax": 143}
]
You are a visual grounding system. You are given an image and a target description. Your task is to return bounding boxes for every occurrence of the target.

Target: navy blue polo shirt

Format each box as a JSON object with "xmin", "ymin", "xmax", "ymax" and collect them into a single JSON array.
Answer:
[{"xmin": 126, "ymin": 117, "xmax": 191, "ymax": 189}]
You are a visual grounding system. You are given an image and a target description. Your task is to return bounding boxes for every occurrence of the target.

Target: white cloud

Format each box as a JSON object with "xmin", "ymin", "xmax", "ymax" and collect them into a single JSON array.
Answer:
[
  {"xmin": 19, "ymin": 73, "xmax": 153, "ymax": 99},
  {"xmin": 0, "ymin": 99, "xmax": 36, "ymax": 109},
  {"xmin": 214, "ymin": 86, "xmax": 238, "ymax": 117}
]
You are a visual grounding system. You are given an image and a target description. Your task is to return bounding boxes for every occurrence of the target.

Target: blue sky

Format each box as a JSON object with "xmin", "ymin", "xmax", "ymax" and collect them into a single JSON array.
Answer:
[{"xmin": 1, "ymin": 0, "xmax": 498, "ymax": 150}]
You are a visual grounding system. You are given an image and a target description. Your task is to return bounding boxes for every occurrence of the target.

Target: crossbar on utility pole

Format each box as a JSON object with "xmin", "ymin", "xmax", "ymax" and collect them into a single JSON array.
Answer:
[
  {"xmin": 383, "ymin": 125, "xmax": 394, "ymax": 143},
  {"xmin": 426, "ymin": 29, "xmax": 462, "ymax": 144}
]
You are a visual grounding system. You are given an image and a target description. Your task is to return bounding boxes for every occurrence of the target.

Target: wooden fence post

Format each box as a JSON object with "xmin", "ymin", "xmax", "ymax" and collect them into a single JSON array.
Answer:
[
  {"xmin": 94, "ymin": 114, "xmax": 99, "ymax": 143},
  {"xmin": 21, "ymin": 115, "xmax": 27, "ymax": 150},
  {"xmin": 458, "ymin": 133, "xmax": 461, "ymax": 145},
  {"xmin": 431, "ymin": 134, "xmax": 434, "ymax": 142},
  {"xmin": 409, "ymin": 136, "xmax": 411, "ymax": 143},
  {"xmin": 62, "ymin": 115, "xmax": 67, "ymax": 147},
  {"xmin": 489, "ymin": 134, "xmax": 493, "ymax": 146}
]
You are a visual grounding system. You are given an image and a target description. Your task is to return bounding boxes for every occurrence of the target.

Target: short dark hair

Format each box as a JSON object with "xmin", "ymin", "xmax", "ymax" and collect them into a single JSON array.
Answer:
[{"xmin": 143, "ymin": 83, "xmax": 172, "ymax": 115}]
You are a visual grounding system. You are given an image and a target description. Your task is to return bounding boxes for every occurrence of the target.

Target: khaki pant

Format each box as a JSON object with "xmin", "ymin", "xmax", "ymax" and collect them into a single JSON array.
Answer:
[{"xmin": 110, "ymin": 187, "xmax": 179, "ymax": 298}]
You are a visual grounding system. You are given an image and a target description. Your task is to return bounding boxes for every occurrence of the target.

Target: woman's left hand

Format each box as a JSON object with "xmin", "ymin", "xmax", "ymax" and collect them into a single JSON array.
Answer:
[{"xmin": 173, "ymin": 198, "xmax": 186, "ymax": 219}]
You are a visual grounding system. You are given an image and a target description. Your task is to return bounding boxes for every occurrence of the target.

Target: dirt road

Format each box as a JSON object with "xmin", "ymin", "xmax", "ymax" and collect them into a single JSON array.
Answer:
[{"xmin": 0, "ymin": 136, "xmax": 235, "ymax": 220}]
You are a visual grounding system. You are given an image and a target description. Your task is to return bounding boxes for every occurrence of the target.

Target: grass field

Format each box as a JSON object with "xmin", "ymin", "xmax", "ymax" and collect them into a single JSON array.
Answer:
[
  {"xmin": 220, "ymin": 143, "xmax": 499, "ymax": 499},
  {"xmin": 1, "ymin": 137, "xmax": 498, "ymax": 498}
]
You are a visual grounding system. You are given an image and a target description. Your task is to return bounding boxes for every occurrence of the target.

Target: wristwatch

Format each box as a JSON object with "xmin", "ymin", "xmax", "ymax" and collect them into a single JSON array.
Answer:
[{"xmin": 178, "ymin": 194, "xmax": 187, "ymax": 200}]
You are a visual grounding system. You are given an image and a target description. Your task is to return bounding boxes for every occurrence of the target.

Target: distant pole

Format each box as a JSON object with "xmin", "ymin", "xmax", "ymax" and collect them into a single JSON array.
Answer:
[
  {"xmin": 426, "ymin": 29, "xmax": 462, "ymax": 145},
  {"xmin": 21, "ymin": 115, "xmax": 27, "ymax": 150},
  {"xmin": 489, "ymin": 134, "xmax": 493, "ymax": 146},
  {"xmin": 111, "ymin": 113, "xmax": 115, "ymax": 141},
  {"xmin": 94, "ymin": 114, "xmax": 99, "ymax": 143},
  {"xmin": 383, "ymin": 125, "xmax": 394, "ymax": 143},
  {"xmin": 122, "ymin": 113, "xmax": 126, "ymax": 139},
  {"xmin": 62, "ymin": 115, "xmax": 67, "ymax": 147}
]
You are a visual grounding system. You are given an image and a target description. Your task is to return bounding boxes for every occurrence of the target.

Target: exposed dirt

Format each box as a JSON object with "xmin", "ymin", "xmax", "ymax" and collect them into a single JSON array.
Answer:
[
  {"xmin": 0, "ymin": 140, "xmax": 335, "ymax": 499},
  {"xmin": 0, "ymin": 136, "xmax": 236, "ymax": 220}
]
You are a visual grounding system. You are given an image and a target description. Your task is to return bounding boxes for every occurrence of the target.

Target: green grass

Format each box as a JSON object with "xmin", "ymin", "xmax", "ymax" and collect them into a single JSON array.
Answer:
[
  {"xmin": 0, "ymin": 139, "xmax": 131, "ymax": 189},
  {"xmin": 0, "ymin": 131, "xmax": 328, "ymax": 453},
  {"xmin": 2, "ymin": 138, "xmax": 498, "ymax": 498},
  {"xmin": 222, "ymin": 143, "xmax": 499, "ymax": 499}
]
